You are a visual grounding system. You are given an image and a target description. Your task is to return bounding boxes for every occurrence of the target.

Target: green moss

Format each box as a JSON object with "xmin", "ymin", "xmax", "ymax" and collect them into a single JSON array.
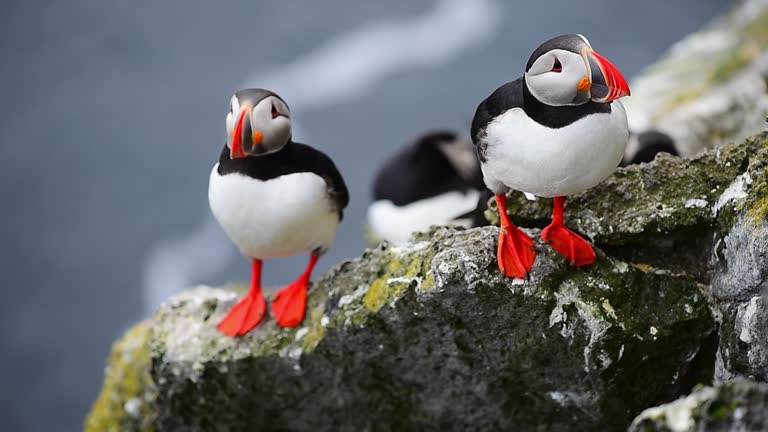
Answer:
[
  {"xmin": 363, "ymin": 279, "xmax": 391, "ymax": 311},
  {"xmin": 748, "ymin": 194, "xmax": 768, "ymax": 222},
  {"xmin": 300, "ymin": 304, "xmax": 327, "ymax": 352},
  {"xmin": 707, "ymin": 8, "xmax": 768, "ymax": 83},
  {"xmin": 85, "ymin": 321, "xmax": 155, "ymax": 432},
  {"xmin": 362, "ymin": 247, "xmax": 436, "ymax": 312},
  {"xmin": 654, "ymin": 85, "xmax": 708, "ymax": 120},
  {"xmin": 743, "ymin": 9, "xmax": 768, "ymax": 46},
  {"xmin": 709, "ymin": 45, "xmax": 759, "ymax": 83},
  {"xmin": 709, "ymin": 399, "xmax": 737, "ymax": 419},
  {"xmin": 421, "ymin": 272, "xmax": 436, "ymax": 291}
]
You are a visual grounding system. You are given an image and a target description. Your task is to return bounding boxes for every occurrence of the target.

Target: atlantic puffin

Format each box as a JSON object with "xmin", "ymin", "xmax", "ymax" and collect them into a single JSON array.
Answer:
[
  {"xmin": 209, "ymin": 88, "xmax": 348, "ymax": 335},
  {"xmin": 620, "ymin": 129, "xmax": 678, "ymax": 166},
  {"xmin": 471, "ymin": 34, "xmax": 631, "ymax": 278},
  {"xmin": 368, "ymin": 130, "xmax": 484, "ymax": 244}
]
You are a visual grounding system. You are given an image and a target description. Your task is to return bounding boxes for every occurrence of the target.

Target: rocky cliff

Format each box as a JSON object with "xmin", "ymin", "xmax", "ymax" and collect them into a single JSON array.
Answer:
[{"xmin": 87, "ymin": 132, "xmax": 768, "ymax": 432}]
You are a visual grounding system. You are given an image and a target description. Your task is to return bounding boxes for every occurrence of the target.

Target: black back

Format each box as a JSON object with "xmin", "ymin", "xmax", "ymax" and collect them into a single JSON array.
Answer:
[
  {"xmin": 620, "ymin": 130, "xmax": 679, "ymax": 166},
  {"xmin": 471, "ymin": 78, "xmax": 612, "ymax": 161},
  {"xmin": 372, "ymin": 131, "xmax": 483, "ymax": 207},
  {"xmin": 218, "ymin": 141, "xmax": 349, "ymax": 219}
]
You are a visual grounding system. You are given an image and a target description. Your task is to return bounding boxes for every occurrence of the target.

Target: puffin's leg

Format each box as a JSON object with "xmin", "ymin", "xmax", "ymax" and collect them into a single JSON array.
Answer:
[
  {"xmin": 217, "ymin": 259, "xmax": 267, "ymax": 336},
  {"xmin": 541, "ymin": 196, "xmax": 596, "ymax": 266},
  {"xmin": 495, "ymin": 193, "xmax": 536, "ymax": 278},
  {"xmin": 271, "ymin": 254, "xmax": 319, "ymax": 327}
]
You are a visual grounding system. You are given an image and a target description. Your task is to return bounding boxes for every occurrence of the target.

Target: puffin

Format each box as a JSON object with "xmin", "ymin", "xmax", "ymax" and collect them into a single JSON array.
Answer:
[
  {"xmin": 620, "ymin": 129, "xmax": 678, "ymax": 166},
  {"xmin": 208, "ymin": 88, "xmax": 348, "ymax": 336},
  {"xmin": 471, "ymin": 34, "xmax": 631, "ymax": 278},
  {"xmin": 368, "ymin": 130, "xmax": 484, "ymax": 244}
]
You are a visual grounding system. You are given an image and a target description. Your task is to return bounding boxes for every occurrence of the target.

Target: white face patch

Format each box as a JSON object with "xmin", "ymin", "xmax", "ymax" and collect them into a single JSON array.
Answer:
[
  {"xmin": 250, "ymin": 96, "xmax": 292, "ymax": 154},
  {"xmin": 525, "ymin": 49, "xmax": 590, "ymax": 107},
  {"xmin": 225, "ymin": 94, "xmax": 292, "ymax": 155}
]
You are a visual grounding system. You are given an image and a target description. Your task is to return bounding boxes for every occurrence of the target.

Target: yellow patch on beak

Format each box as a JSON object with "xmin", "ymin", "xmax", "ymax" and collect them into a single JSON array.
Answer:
[{"xmin": 577, "ymin": 77, "xmax": 591, "ymax": 92}]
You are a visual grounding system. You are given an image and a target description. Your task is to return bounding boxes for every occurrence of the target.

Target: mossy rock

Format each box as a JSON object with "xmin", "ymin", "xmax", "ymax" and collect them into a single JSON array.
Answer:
[
  {"xmin": 85, "ymin": 320, "xmax": 155, "ymax": 432},
  {"xmin": 149, "ymin": 226, "xmax": 714, "ymax": 431},
  {"xmin": 629, "ymin": 379, "xmax": 768, "ymax": 432}
]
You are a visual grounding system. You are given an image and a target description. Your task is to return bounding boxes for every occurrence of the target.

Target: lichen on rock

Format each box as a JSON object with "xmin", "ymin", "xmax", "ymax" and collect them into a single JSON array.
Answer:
[
  {"xmin": 85, "ymin": 320, "xmax": 156, "ymax": 432},
  {"xmin": 85, "ymin": 132, "xmax": 768, "ymax": 431},
  {"xmin": 146, "ymin": 226, "xmax": 714, "ymax": 431},
  {"xmin": 629, "ymin": 379, "xmax": 768, "ymax": 432}
]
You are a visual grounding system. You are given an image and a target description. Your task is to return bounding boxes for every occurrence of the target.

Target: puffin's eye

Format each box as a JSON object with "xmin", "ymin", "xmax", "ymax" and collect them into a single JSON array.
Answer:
[
  {"xmin": 271, "ymin": 103, "xmax": 279, "ymax": 119},
  {"xmin": 551, "ymin": 58, "xmax": 562, "ymax": 73}
]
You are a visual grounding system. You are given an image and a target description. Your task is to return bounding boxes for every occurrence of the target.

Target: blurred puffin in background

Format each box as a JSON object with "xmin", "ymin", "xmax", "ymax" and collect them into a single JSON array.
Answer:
[
  {"xmin": 209, "ymin": 88, "xmax": 348, "ymax": 336},
  {"xmin": 621, "ymin": 129, "xmax": 679, "ymax": 166},
  {"xmin": 471, "ymin": 34, "xmax": 631, "ymax": 278},
  {"xmin": 368, "ymin": 130, "xmax": 484, "ymax": 244}
]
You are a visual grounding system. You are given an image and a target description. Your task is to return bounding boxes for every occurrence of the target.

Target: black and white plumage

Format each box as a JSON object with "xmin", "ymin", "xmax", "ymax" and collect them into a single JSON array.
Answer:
[
  {"xmin": 209, "ymin": 88, "xmax": 348, "ymax": 335},
  {"xmin": 471, "ymin": 35, "xmax": 630, "ymax": 197},
  {"xmin": 470, "ymin": 34, "xmax": 631, "ymax": 278},
  {"xmin": 621, "ymin": 129, "xmax": 679, "ymax": 166},
  {"xmin": 368, "ymin": 131, "xmax": 484, "ymax": 244}
]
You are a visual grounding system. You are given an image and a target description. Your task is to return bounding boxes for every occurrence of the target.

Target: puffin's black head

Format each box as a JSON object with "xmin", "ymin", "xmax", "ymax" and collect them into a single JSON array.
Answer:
[
  {"xmin": 524, "ymin": 34, "xmax": 630, "ymax": 107},
  {"xmin": 225, "ymin": 88, "xmax": 291, "ymax": 159}
]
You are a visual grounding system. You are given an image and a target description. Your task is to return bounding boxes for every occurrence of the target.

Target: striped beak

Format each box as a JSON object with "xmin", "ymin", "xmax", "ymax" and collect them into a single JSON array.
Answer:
[
  {"xmin": 582, "ymin": 48, "xmax": 630, "ymax": 103},
  {"xmin": 229, "ymin": 104, "xmax": 264, "ymax": 160}
]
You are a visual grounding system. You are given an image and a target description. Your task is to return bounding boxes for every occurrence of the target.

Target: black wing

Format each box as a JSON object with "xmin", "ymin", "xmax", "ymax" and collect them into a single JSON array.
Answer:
[
  {"xmin": 470, "ymin": 79, "xmax": 525, "ymax": 162},
  {"xmin": 372, "ymin": 131, "xmax": 476, "ymax": 206},
  {"xmin": 620, "ymin": 130, "xmax": 678, "ymax": 167},
  {"xmin": 291, "ymin": 142, "xmax": 350, "ymax": 219}
]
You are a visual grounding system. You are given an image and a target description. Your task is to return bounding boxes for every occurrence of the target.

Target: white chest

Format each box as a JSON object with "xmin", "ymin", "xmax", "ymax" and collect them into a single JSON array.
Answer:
[
  {"xmin": 208, "ymin": 165, "xmax": 340, "ymax": 259},
  {"xmin": 481, "ymin": 101, "xmax": 629, "ymax": 197},
  {"xmin": 367, "ymin": 190, "xmax": 480, "ymax": 244}
]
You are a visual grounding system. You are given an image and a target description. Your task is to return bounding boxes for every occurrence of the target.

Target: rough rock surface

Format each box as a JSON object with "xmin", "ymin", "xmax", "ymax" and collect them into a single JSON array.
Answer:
[
  {"xmin": 624, "ymin": 0, "xmax": 768, "ymax": 156},
  {"xmin": 149, "ymin": 227, "xmax": 713, "ymax": 432},
  {"xmin": 85, "ymin": 320, "xmax": 156, "ymax": 432},
  {"xmin": 492, "ymin": 133, "xmax": 768, "ymax": 387},
  {"xmin": 86, "ymin": 133, "xmax": 768, "ymax": 431},
  {"xmin": 628, "ymin": 379, "xmax": 768, "ymax": 432}
]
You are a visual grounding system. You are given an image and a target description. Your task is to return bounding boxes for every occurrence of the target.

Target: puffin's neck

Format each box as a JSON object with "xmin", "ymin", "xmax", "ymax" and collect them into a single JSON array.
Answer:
[
  {"xmin": 218, "ymin": 139, "xmax": 296, "ymax": 173},
  {"xmin": 521, "ymin": 79, "xmax": 611, "ymax": 129}
]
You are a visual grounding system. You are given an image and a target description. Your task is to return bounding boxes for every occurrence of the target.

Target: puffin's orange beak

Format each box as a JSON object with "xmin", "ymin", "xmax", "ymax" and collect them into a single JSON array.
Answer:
[
  {"xmin": 582, "ymin": 48, "xmax": 630, "ymax": 103},
  {"xmin": 230, "ymin": 103, "xmax": 265, "ymax": 159},
  {"xmin": 230, "ymin": 107, "xmax": 249, "ymax": 160}
]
